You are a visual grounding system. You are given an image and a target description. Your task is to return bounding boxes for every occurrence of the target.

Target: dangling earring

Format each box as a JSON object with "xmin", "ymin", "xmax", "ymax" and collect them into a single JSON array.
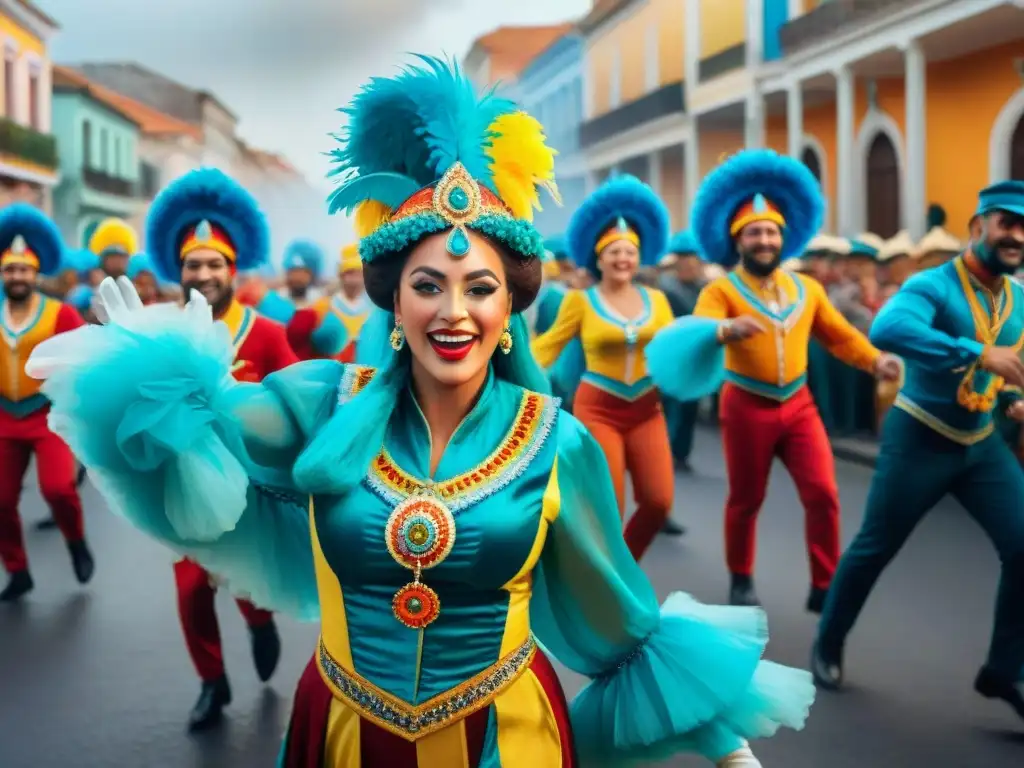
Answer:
[
  {"xmin": 498, "ymin": 326, "xmax": 513, "ymax": 355},
  {"xmin": 390, "ymin": 320, "xmax": 405, "ymax": 351}
]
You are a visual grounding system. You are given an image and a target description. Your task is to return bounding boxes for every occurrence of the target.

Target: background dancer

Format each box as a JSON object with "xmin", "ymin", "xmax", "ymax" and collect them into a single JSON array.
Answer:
[
  {"xmin": 532, "ymin": 175, "xmax": 684, "ymax": 559},
  {"xmin": 812, "ymin": 180, "xmax": 1024, "ymax": 724},
  {"xmin": 0, "ymin": 204, "xmax": 93, "ymax": 602},
  {"xmin": 144, "ymin": 168, "xmax": 298, "ymax": 731},
  {"xmin": 646, "ymin": 149, "xmax": 900, "ymax": 611}
]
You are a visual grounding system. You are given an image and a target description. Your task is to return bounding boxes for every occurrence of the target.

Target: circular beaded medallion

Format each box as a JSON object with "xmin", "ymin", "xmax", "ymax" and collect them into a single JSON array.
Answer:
[
  {"xmin": 392, "ymin": 582, "xmax": 441, "ymax": 629},
  {"xmin": 384, "ymin": 495, "xmax": 456, "ymax": 571}
]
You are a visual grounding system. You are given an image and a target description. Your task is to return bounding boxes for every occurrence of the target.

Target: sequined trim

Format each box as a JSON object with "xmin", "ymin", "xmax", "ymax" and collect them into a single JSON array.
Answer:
[
  {"xmin": 337, "ymin": 365, "xmax": 376, "ymax": 405},
  {"xmin": 365, "ymin": 391, "xmax": 559, "ymax": 513},
  {"xmin": 893, "ymin": 393, "xmax": 994, "ymax": 446},
  {"xmin": 317, "ymin": 635, "xmax": 536, "ymax": 741}
]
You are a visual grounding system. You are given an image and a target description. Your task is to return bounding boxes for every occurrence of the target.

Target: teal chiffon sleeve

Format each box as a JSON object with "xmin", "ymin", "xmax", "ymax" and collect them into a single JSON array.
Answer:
[
  {"xmin": 530, "ymin": 414, "xmax": 814, "ymax": 765},
  {"xmin": 31, "ymin": 302, "xmax": 346, "ymax": 621},
  {"xmin": 644, "ymin": 315, "xmax": 726, "ymax": 401}
]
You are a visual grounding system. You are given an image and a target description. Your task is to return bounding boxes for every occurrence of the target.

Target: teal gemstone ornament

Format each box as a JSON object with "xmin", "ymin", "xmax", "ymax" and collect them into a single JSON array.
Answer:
[
  {"xmin": 447, "ymin": 186, "xmax": 469, "ymax": 211},
  {"xmin": 753, "ymin": 194, "xmax": 768, "ymax": 213},
  {"xmin": 446, "ymin": 226, "xmax": 471, "ymax": 257}
]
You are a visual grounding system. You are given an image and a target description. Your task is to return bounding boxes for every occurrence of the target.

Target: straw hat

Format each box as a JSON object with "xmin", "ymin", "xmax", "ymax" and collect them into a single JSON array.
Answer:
[
  {"xmin": 658, "ymin": 252, "xmax": 679, "ymax": 268},
  {"xmin": 804, "ymin": 233, "xmax": 851, "ymax": 256},
  {"xmin": 913, "ymin": 226, "xmax": 962, "ymax": 259},
  {"xmin": 877, "ymin": 230, "xmax": 915, "ymax": 262},
  {"xmin": 854, "ymin": 232, "xmax": 885, "ymax": 251}
]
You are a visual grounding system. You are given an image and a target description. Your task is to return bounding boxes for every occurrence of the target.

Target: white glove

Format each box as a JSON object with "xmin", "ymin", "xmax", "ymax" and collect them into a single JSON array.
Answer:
[
  {"xmin": 26, "ymin": 276, "xmax": 213, "ymax": 381},
  {"xmin": 717, "ymin": 745, "xmax": 761, "ymax": 768}
]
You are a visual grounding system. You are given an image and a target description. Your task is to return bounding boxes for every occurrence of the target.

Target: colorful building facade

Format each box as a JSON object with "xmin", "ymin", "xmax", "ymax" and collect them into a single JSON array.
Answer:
[
  {"xmin": 0, "ymin": 0, "xmax": 58, "ymax": 211},
  {"xmin": 51, "ymin": 66, "xmax": 145, "ymax": 246},
  {"xmin": 510, "ymin": 30, "xmax": 587, "ymax": 237}
]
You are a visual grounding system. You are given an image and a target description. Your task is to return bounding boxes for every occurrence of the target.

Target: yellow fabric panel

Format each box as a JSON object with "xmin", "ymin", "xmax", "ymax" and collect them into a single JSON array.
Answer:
[
  {"xmin": 309, "ymin": 498, "xmax": 354, "ymax": 669},
  {"xmin": 493, "ymin": 669, "xmax": 563, "ymax": 767},
  {"xmin": 0, "ymin": 295, "xmax": 59, "ymax": 402},
  {"xmin": 415, "ymin": 718, "xmax": 470, "ymax": 767},
  {"xmin": 323, "ymin": 698, "xmax": 362, "ymax": 768}
]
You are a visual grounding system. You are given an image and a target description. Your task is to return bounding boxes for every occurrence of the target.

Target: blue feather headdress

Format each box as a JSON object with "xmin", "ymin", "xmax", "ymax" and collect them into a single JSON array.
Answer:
[
  {"xmin": 282, "ymin": 239, "xmax": 325, "ymax": 278},
  {"xmin": 326, "ymin": 55, "xmax": 558, "ymax": 276},
  {"xmin": 667, "ymin": 229, "xmax": 699, "ymax": 257},
  {"xmin": 691, "ymin": 149, "xmax": 823, "ymax": 268},
  {"xmin": 0, "ymin": 203, "xmax": 65, "ymax": 276},
  {"xmin": 566, "ymin": 175, "xmax": 670, "ymax": 275},
  {"xmin": 146, "ymin": 167, "xmax": 270, "ymax": 283},
  {"xmin": 127, "ymin": 252, "xmax": 157, "ymax": 280}
]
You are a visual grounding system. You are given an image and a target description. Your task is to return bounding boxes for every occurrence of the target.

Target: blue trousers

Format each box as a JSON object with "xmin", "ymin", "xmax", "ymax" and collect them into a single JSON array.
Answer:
[{"xmin": 818, "ymin": 407, "xmax": 1024, "ymax": 679}]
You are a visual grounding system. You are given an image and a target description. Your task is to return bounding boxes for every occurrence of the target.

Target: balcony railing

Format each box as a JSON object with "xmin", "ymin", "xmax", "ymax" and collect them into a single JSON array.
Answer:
[
  {"xmin": 779, "ymin": 0, "xmax": 908, "ymax": 55},
  {"xmin": 580, "ymin": 80, "xmax": 685, "ymax": 149},
  {"xmin": 0, "ymin": 117, "xmax": 58, "ymax": 169},
  {"xmin": 82, "ymin": 167, "xmax": 135, "ymax": 197},
  {"xmin": 698, "ymin": 43, "xmax": 746, "ymax": 82}
]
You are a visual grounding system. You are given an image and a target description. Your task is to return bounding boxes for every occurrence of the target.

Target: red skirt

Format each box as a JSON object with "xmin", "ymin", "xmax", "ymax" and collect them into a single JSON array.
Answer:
[{"xmin": 280, "ymin": 649, "xmax": 576, "ymax": 767}]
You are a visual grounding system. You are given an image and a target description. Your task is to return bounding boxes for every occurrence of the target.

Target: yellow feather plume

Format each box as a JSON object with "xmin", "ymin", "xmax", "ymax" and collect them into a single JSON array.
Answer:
[
  {"xmin": 354, "ymin": 201, "xmax": 391, "ymax": 239},
  {"xmin": 88, "ymin": 217, "xmax": 138, "ymax": 257},
  {"xmin": 485, "ymin": 112, "xmax": 560, "ymax": 222}
]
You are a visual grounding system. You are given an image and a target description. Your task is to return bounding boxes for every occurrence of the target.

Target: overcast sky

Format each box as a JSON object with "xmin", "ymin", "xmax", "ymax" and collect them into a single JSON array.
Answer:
[{"xmin": 38, "ymin": 0, "xmax": 588, "ymax": 182}]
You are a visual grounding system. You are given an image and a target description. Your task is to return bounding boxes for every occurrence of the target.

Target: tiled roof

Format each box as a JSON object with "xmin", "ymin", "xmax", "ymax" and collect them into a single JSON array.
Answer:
[
  {"xmin": 52, "ymin": 66, "xmax": 202, "ymax": 140},
  {"xmin": 474, "ymin": 23, "xmax": 576, "ymax": 78},
  {"xmin": 579, "ymin": 0, "xmax": 635, "ymax": 32},
  {"xmin": 14, "ymin": 0, "xmax": 58, "ymax": 29}
]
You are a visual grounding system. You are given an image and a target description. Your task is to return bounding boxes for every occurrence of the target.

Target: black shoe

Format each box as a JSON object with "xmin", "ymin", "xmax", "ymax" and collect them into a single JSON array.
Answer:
[
  {"xmin": 250, "ymin": 620, "xmax": 281, "ymax": 683},
  {"xmin": 34, "ymin": 518, "xmax": 59, "ymax": 531},
  {"xmin": 676, "ymin": 459, "xmax": 693, "ymax": 474},
  {"xmin": 76, "ymin": 465, "xmax": 87, "ymax": 488},
  {"xmin": 806, "ymin": 586, "xmax": 828, "ymax": 614},
  {"xmin": 660, "ymin": 519, "xmax": 686, "ymax": 536},
  {"xmin": 810, "ymin": 641, "xmax": 844, "ymax": 690},
  {"xmin": 68, "ymin": 540, "xmax": 95, "ymax": 585},
  {"xmin": 729, "ymin": 574, "xmax": 760, "ymax": 607},
  {"xmin": 975, "ymin": 666, "xmax": 1024, "ymax": 721},
  {"xmin": 0, "ymin": 570, "xmax": 33, "ymax": 602},
  {"xmin": 188, "ymin": 676, "xmax": 232, "ymax": 732}
]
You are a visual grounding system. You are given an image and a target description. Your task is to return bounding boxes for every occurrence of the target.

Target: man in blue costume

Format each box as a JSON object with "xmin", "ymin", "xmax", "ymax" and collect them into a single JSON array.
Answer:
[{"xmin": 812, "ymin": 180, "xmax": 1024, "ymax": 723}]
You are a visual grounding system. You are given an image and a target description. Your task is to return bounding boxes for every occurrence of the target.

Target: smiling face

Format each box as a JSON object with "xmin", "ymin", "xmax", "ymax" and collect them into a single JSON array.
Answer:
[
  {"xmin": 736, "ymin": 220, "xmax": 784, "ymax": 278},
  {"xmin": 976, "ymin": 210, "xmax": 1024, "ymax": 275},
  {"xmin": 394, "ymin": 231, "xmax": 512, "ymax": 389},
  {"xmin": 596, "ymin": 238, "xmax": 640, "ymax": 286}
]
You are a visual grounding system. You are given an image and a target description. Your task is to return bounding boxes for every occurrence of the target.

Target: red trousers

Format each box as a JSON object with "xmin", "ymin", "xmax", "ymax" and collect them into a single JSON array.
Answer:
[
  {"xmin": 174, "ymin": 558, "xmax": 273, "ymax": 682},
  {"xmin": 0, "ymin": 408, "xmax": 85, "ymax": 573},
  {"xmin": 573, "ymin": 382, "xmax": 674, "ymax": 561},
  {"xmin": 719, "ymin": 383, "xmax": 840, "ymax": 589}
]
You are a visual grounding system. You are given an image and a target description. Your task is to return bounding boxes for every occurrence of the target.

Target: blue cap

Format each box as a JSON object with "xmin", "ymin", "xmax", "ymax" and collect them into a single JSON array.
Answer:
[
  {"xmin": 847, "ymin": 240, "xmax": 879, "ymax": 259},
  {"xmin": 667, "ymin": 229, "xmax": 700, "ymax": 257},
  {"xmin": 976, "ymin": 180, "xmax": 1024, "ymax": 218}
]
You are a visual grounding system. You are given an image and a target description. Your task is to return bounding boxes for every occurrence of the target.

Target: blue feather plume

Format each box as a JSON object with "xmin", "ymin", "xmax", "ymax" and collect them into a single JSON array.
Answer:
[
  {"xmin": 282, "ymin": 239, "xmax": 325, "ymax": 277},
  {"xmin": 327, "ymin": 54, "xmax": 516, "ymax": 202},
  {"xmin": 543, "ymin": 235, "xmax": 570, "ymax": 261},
  {"xmin": 0, "ymin": 202, "xmax": 65, "ymax": 276},
  {"xmin": 667, "ymin": 230, "xmax": 699, "ymax": 257},
  {"xmin": 327, "ymin": 172, "xmax": 422, "ymax": 216},
  {"xmin": 146, "ymin": 168, "xmax": 270, "ymax": 282},
  {"xmin": 567, "ymin": 175, "xmax": 670, "ymax": 275},
  {"xmin": 691, "ymin": 149, "xmax": 823, "ymax": 268},
  {"xmin": 127, "ymin": 252, "xmax": 156, "ymax": 280}
]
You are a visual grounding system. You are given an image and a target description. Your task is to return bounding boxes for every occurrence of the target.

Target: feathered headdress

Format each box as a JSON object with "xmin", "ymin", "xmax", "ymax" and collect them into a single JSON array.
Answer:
[
  {"xmin": 282, "ymin": 239, "xmax": 325, "ymax": 278},
  {"xmin": 0, "ymin": 203, "xmax": 65, "ymax": 276},
  {"xmin": 666, "ymin": 229, "xmax": 699, "ymax": 257},
  {"xmin": 127, "ymin": 252, "xmax": 157, "ymax": 280},
  {"xmin": 542, "ymin": 234, "xmax": 571, "ymax": 263},
  {"xmin": 88, "ymin": 217, "xmax": 138, "ymax": 260},
  {"xmin": 146, "ymin": 168, "xmax": 270, "ymax": 283},
  {"xmin": 566, "ymin": 175, "xmax": 670, "ymax": 274},
  {"xmin": 691, "ymin": 149, "xmax": 823, "ymax": 268},
  {"xmin": 326, "ymin": 55, "xmax": 558, "ymax": 269}
]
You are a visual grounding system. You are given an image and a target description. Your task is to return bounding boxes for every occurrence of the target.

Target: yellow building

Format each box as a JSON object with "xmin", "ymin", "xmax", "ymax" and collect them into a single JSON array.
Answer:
[
  {"xmin": 0, "ymin": 0, "xmax": 59, "ymax": 211},
  {"xmin": 758, "ymin": 0, "xmax": 1024, "ymax": 240},
  {"xmin": 574, "ymin": 0, "xmax": 1024, "ymax": 241}
]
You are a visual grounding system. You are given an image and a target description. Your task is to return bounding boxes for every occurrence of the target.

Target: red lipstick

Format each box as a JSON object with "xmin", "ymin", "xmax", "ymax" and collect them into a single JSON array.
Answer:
[{"xmin": 427, "ymin": 331, "xmax": 477, "ymax": 362}]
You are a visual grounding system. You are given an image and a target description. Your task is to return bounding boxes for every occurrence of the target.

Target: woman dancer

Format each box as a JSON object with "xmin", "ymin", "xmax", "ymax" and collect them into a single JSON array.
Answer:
[
  {"xmin": 531, "ymin": 177, "xmax": 678, "ymax": 559},
  {"xmin": 27, "ymin": 57, "xmax": 812, "ymax": 767}
]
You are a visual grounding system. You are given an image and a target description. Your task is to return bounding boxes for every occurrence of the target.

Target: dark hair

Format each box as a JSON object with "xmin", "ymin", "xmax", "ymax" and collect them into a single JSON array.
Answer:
[{"xmin": 363, "ymin": 233, "xmax": 542, "ymax": 313}]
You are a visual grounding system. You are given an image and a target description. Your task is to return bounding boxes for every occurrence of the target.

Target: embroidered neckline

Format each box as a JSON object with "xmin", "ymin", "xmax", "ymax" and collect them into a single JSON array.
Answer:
[
  {"xmin": 365, "ymin": 390, "xmax": 559, "ymax": 513},
  {"xmin": 0, "ymin": 294, "xmax": 46, "ymax": 344},
  {"xmin": 728, "ymin": 270, "xmax": 806, "ymax": 330},
  {"xmin": 331, "ymin": 293, "xmax": 370, "ymax": 317}
]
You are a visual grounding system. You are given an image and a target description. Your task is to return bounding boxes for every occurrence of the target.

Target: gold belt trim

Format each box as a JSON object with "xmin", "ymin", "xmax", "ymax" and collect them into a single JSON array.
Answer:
[
  {"xmin": 894, "ymin": 394, "xmax": 994, "ymax": 446},
  {"xmin": 316, "ymin": 634, "xmax": 537, "ymax": 741}
]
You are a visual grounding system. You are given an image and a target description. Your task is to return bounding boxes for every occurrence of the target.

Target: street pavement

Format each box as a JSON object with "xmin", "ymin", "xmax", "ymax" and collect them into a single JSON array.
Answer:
[{"xmin": 2, "ymin": 426, "xmax": 1022, "ymax": 767}]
